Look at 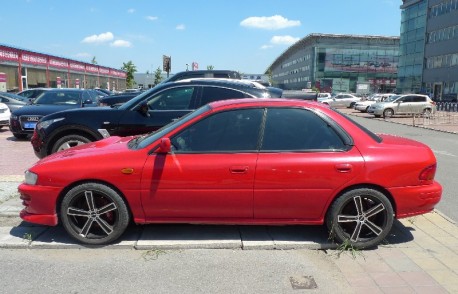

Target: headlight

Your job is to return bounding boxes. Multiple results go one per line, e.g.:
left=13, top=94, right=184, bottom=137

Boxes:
left=36, top=117, right=65, bottom=130
left=24, top=170, right=38, bottom=185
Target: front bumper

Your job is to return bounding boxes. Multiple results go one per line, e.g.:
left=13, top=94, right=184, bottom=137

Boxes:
left=18, top=183, right=62, bottom=226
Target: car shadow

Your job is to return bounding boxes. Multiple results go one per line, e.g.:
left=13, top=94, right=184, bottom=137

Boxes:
left=8, top=219, right=414, bottom=250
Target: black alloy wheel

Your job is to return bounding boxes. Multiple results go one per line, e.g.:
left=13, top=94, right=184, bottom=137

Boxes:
left=326, top=188, right=394, bottom=249
left=60, top=183, right=130, bottom=245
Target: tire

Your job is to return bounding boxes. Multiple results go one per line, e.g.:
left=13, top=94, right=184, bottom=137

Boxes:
left=365, top=106, right=370, bottom=113
left=60, top=183, right=130, bottom=245
left=349, top=102, right=356, bottom=108
left=52, top=134, right=92, bottom=154
left=423, top=108, right=432, bottom=116
left=13, top=133, right=28, bottom=139
left=383, top=108, right=394, bottom=118
left=326, top=188, right=394, bottom=249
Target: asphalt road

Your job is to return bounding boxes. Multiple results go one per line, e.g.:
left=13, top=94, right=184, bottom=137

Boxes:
left=346, top=112, right=458, bottom=223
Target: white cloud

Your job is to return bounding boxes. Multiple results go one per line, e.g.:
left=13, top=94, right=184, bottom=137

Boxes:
left=146, top=16, right=158, bottom=21
left=270, top=35, right=300, bottom=45
left=240, top=15, right=300, bottom=30
left=176, top=24, right=185, bottom=30
left=127, top=8, right=135, bottom=13
left=110, top=40, right=132, bottom=47
left=75, top=52, right=91, bottom=58
left=82, top=32, right=114, bottom=44
left=261, top=45, right=273, bottom=50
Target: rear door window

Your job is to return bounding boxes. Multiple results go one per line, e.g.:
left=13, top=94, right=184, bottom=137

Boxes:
left=200, top=86, right=247, bottom=105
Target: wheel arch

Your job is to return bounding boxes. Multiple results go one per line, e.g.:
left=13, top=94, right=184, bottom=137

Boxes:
left=324, top=183, right=397, bottom=220
left=47, top=125, right=102, bottom=155
left=55, top=179, right=134, bottom=224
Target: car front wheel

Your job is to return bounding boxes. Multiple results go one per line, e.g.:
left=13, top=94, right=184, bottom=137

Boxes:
left=60, top=183, right=130, bottom=245
left=326, top=188, right=394, bottom=249
left=52, top=134, right=92, bottom=154
left=383, top=108, right=394, bottom=118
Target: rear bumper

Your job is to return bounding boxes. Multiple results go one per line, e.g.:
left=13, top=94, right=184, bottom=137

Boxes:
left=390, top=181, right=442, bottom=219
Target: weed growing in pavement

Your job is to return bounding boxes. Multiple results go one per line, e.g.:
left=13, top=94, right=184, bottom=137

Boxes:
left=142, top=249, right=167, bottom=261
left=22, top=232, right=33, bottom=243
left=407, top=217, right=417, bottom=225
left=327, top=223, right=365, bottom=260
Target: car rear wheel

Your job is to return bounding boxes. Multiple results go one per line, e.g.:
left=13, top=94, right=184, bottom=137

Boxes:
left=60, top=183, right=130, bottom=245
left=52, top=134, right=92, bottom=154
left=383, top=108, right=394, bottom=118
left=326, top=188, right=394, bottom=249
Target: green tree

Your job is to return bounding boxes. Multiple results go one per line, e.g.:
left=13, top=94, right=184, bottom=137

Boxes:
left=91, top=56, right=97, bottom=65
left=207, top=65, right=214, bottom=70
left=121, top=61, right=137, bottom=89
left=154, top=66, right=163, bottom=86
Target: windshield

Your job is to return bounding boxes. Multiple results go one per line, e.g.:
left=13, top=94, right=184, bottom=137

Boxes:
left=130, top=104, right=211, bottom=149
left=118, top=85, right=164, bottom=110
left=33, top=91, right=82, bottom=105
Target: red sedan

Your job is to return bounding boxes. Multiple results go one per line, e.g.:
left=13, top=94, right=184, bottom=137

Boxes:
left=18, top=98, right=442, bottom=248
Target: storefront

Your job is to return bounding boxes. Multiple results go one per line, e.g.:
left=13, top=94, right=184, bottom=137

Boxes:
left=0, top=44, right=126, bottom=92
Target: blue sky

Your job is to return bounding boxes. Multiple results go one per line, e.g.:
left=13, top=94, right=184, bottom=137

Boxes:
left=1, top=0, right=402, bottom=74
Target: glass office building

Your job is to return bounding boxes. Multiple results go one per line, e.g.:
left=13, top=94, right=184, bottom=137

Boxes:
left=398, top=0, right=428, bottom=94
left=267, top=34, right=399, bottom=94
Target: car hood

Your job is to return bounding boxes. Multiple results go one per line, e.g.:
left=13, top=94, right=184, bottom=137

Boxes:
left=37, top=136, right=133, bottom=165
left=12, top=104, right=79, bottom=116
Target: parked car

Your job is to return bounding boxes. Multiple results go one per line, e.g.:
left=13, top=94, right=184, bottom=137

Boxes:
left=320, top=93, right=361, bottom=108
left=368, top=94, right=435, bottom=118
left=317, top=92, right=332, bottom=102
left=16, top=88, right=51, bottom=101
left=282, top=90, right=318, bottom=101
left=0, top=92, right=28, bottom=112
left=161, top=70, right=241, bottom=83
left=19, top=98, right=442, bottom=247
left=0, top=102, right=11, bottom=129
left=353, top=94, right=394, bottom=113
left=9, top=88, right=100, bottom=139
left=31, top=79, right=283, bottom=158
left=98, top=92, right=140, bottom=107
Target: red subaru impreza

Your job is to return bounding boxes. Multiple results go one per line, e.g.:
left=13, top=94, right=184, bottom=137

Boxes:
left=18, top=98, right=442, bottom=248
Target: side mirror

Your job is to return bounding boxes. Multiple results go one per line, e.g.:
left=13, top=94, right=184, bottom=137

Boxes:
left=138, top=102, right=150, bottom=117
left=156, top=138, right=171, bottom=154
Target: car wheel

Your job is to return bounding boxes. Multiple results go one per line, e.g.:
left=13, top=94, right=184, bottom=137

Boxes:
left=326, top=188, right=394, bottom=249
left=349, top=102, right=356, bottom=108
left=423, top=108, right=432, bottom=117
left=13, top=133, right=28, bottom=139
left=60, top=183, right=130, bottom=245
left=52, top=134, right=92, bottom=154
left=365, top=106, right=370, bottom=112
left=383, top=108, right=394, bottom=118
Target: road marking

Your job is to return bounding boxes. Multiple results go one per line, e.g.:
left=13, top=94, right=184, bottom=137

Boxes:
left=433, top=150, right=457, bottom=157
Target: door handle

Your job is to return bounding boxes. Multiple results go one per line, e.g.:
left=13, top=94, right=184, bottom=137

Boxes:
left=335, top=163, right=352, bottom=173
left=230, top=166, right=249, bottom=174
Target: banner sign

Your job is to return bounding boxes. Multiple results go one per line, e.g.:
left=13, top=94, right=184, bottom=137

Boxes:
left=21, top=53, right=47, bottom=66
left=0, top=47, right=19, bottom=62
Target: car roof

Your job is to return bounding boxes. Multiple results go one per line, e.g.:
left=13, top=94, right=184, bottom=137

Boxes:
left=208, top=98, right=327, bottom=111
left=169, top=78, right=267, bottom=89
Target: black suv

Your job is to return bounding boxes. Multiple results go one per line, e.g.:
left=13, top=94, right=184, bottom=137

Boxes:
left=31, top=79, right=282, bottom=158
left=161, top=70, right=241, bottom=83
left=10, top=88, right=100, bottom=139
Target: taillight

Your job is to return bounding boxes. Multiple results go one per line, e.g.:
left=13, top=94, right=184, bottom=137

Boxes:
left=419, top=164, right=436, bottom=181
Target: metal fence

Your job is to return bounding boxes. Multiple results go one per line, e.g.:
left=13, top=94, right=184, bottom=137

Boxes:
left=436, top=102, right=458, bottom=112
